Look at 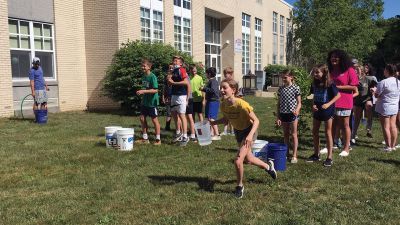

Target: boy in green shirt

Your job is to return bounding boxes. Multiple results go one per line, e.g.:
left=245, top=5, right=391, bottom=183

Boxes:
left=190, top=65, right=204, bottom=122
left=136, top=59, right=161, bottom=145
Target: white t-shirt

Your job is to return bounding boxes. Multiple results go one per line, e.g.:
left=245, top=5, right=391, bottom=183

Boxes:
left=375, top=77, right=400, bottom=116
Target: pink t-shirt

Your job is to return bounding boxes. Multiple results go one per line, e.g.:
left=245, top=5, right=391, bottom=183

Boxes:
left=330, top=67, right=359, bottom=109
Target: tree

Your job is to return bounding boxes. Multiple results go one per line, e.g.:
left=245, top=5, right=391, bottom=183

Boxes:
left=292, top=0, right=385, bottom=68
left=103, top=40, right=203, bottom=112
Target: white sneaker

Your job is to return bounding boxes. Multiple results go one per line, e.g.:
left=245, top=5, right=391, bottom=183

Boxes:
left=290, top=157, right=298, bottom=164
left=382, top=147, right=393, bottom=152
left=339, top=151, right=349, bottom=157
left=211, top=135, right=221, bottom=141
left=220, top=131, right=227, bottom=136
left=320, top=148, right=328, bottom=154
left=350, top=139, right=356, bottom=145
left=395, top=144, right=400, bottom=150
left=382, top=141, right=386, bottom=145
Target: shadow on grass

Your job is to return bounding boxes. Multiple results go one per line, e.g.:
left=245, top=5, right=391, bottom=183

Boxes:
left=369, top=158, right=400, bottom=167
left=214, top=147, right=238, bottom=153
left=8, top=117, right=35, bottom=123
left=148, top=175, right=235, bottom=193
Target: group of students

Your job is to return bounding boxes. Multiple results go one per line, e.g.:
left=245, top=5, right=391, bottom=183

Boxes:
left=276, top=49, right=400, bottom=169
left=136, top=51, right=400, bottom=198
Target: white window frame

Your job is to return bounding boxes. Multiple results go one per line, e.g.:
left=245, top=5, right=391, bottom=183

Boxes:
left=273, top=34, right=278, bottom=65
left=254, top=36, right=262, bottom=71
left=140, top=7, right=151, bottom=41
left=280, top=15, right=285, bottom=35
left=152, top=10, right=164, bottom=42
left=272, top=12, right=277, bottom=33
left=286, top=18, right=291, bottom=36
left=255, top=18, right=262, bottom=32
left=242, top=13, right=250, bottom=28
left=279, top=35, right=284, bottom=65
left=9, top=18, right=56, bottom=81
left=174, top=16, right=191, bottom=55
left=242, top=33, right=250, bottom=75
left=140, top=5, right=164, bottom=43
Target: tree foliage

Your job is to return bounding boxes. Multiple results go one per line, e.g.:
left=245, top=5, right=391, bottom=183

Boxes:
left=103, top=40, right=203, bottom=112
left=292, top=0, right=385, bottom=68
left=367, top=16, right=400, bottom=70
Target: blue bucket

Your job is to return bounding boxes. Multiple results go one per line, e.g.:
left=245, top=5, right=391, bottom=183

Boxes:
left=34, top=109, right=48, bottom=124
left=266, top=143, right=287, bottom=171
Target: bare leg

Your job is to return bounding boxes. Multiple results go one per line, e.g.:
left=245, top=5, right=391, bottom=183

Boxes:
left=380, top=116, right=391, bottom=148
left=365, top=101, right=373, bottom=132
left=389, top=114, right=397, bottom=148
left=187, top=114, right=195, bottom=137
left=140, top=115, right=148, bottom=136
left=341, top=116, right=351, bottom=152
left=325, top=118, right=333, bottom=159
left=282, top=123, right=291, bottom=157
left=151, top=116, right=161, bottom=137
left=312, top=118, right=322, bottom=155
left=352, top=106, right=363, bottom=139
left=291, top=120, right=299, bottom=159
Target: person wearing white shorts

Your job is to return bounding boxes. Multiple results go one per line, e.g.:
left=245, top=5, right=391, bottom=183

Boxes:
left=170, top=95, right=187, bottom=114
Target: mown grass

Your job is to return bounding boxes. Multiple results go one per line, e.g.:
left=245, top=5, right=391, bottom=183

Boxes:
left=0, top=96, right=399, bottom=225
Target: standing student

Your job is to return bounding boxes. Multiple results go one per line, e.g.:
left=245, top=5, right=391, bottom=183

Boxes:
left=190, top=65, right=204, bottom=122
left=352, top=64, right=377, bottom=143
left=307, top=64, right=340, bottom=167
left=363, top=63, right=378, bottom=138
left=211, top=79, right=277, bottom=198
left=202, top=67, right=221, bottom=140
left=371, top=64, right=399, bottom=152
left=221, top=67, right=235, bottom=135
left=162, top=65, right=174, bottom=131
left=276, top=70, right=302, bottom=164
left=168, top=56, right=190, bottom=146
left=185, top=64, right=196, bottom=142
left=136, top=59, right=161, bottom=145
left=327, top=49, right=359, bottom=157
left=29, top=57, right=49, bottom=111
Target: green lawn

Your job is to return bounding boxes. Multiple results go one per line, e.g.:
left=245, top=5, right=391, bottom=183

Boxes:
left=0, top=97, right=399, bottom=225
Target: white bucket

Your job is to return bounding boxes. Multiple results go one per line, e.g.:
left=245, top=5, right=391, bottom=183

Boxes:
left=105, top=126, right=122, bottom=148
left=194, top=121, right=212, bottom=146
left=117, top=128, right=135, bottom=151
left=252, top=140, right=268, bottom=157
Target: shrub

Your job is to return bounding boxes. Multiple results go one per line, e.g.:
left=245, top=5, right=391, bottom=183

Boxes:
left=103, top=40, right=204, bottom=113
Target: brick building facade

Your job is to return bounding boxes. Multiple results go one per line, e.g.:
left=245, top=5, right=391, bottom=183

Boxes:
left=0, top=0, right=292, bottom=117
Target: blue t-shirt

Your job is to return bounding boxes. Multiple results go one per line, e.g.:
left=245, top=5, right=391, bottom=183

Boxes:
left=310, top=83, right=338, bottom=120
left=171, top=67, right=188, bottom=96
left=28, top=66, right=45, bottom=90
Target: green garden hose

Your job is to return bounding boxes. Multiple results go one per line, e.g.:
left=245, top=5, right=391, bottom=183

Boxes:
left=20, top=94, right=33, bottom=119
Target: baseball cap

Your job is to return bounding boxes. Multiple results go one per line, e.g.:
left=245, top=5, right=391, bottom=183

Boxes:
left=32, top=57, right=40, bottom=64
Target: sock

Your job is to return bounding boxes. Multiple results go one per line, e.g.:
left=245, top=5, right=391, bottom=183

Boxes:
left=143, top=133, right=148, bottom=140
left=156, top=134, right=160, bottom=140
left=190, top=133, right=196, bottom=138
left=183, top=133, right=188, bottom=138
left=176, top=130, right=181, bottom=135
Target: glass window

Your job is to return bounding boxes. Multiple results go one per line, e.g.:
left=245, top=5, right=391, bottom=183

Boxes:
left=205, top=16, right=221, bottom=44
left=9, top=19, right=55, bottom=79
left=279, top=36, right=284, bottom=65
left=140, top=7, right=151, bottom=41
left=174, top=16, right=182, bottom=50
left=242, top=13, right=250, bottom=28
left=255, top=18, right=262, bottom=31
left=286, top=18, right=291, bottom=36
left=242, top=33, right=250, bottom=75
left=280, top=15, right=285, bottom=35
left=254, top=36, right=262, bottom=71
left=273, top=34, right=278, bottom=64
left=174, top=0, right=181, bottom=7
left=10, top=50, right=31, bottom=78
left=183, top=0, right=191, bottom=10
left=182, top=18, right=191, bottom=54
left=152, top=10, right=163, bottom=42
left=273, top=12, right=277, bottom=33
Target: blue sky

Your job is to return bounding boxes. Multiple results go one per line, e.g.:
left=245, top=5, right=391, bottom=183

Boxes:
left=284, top=0, right=399, bottom=19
